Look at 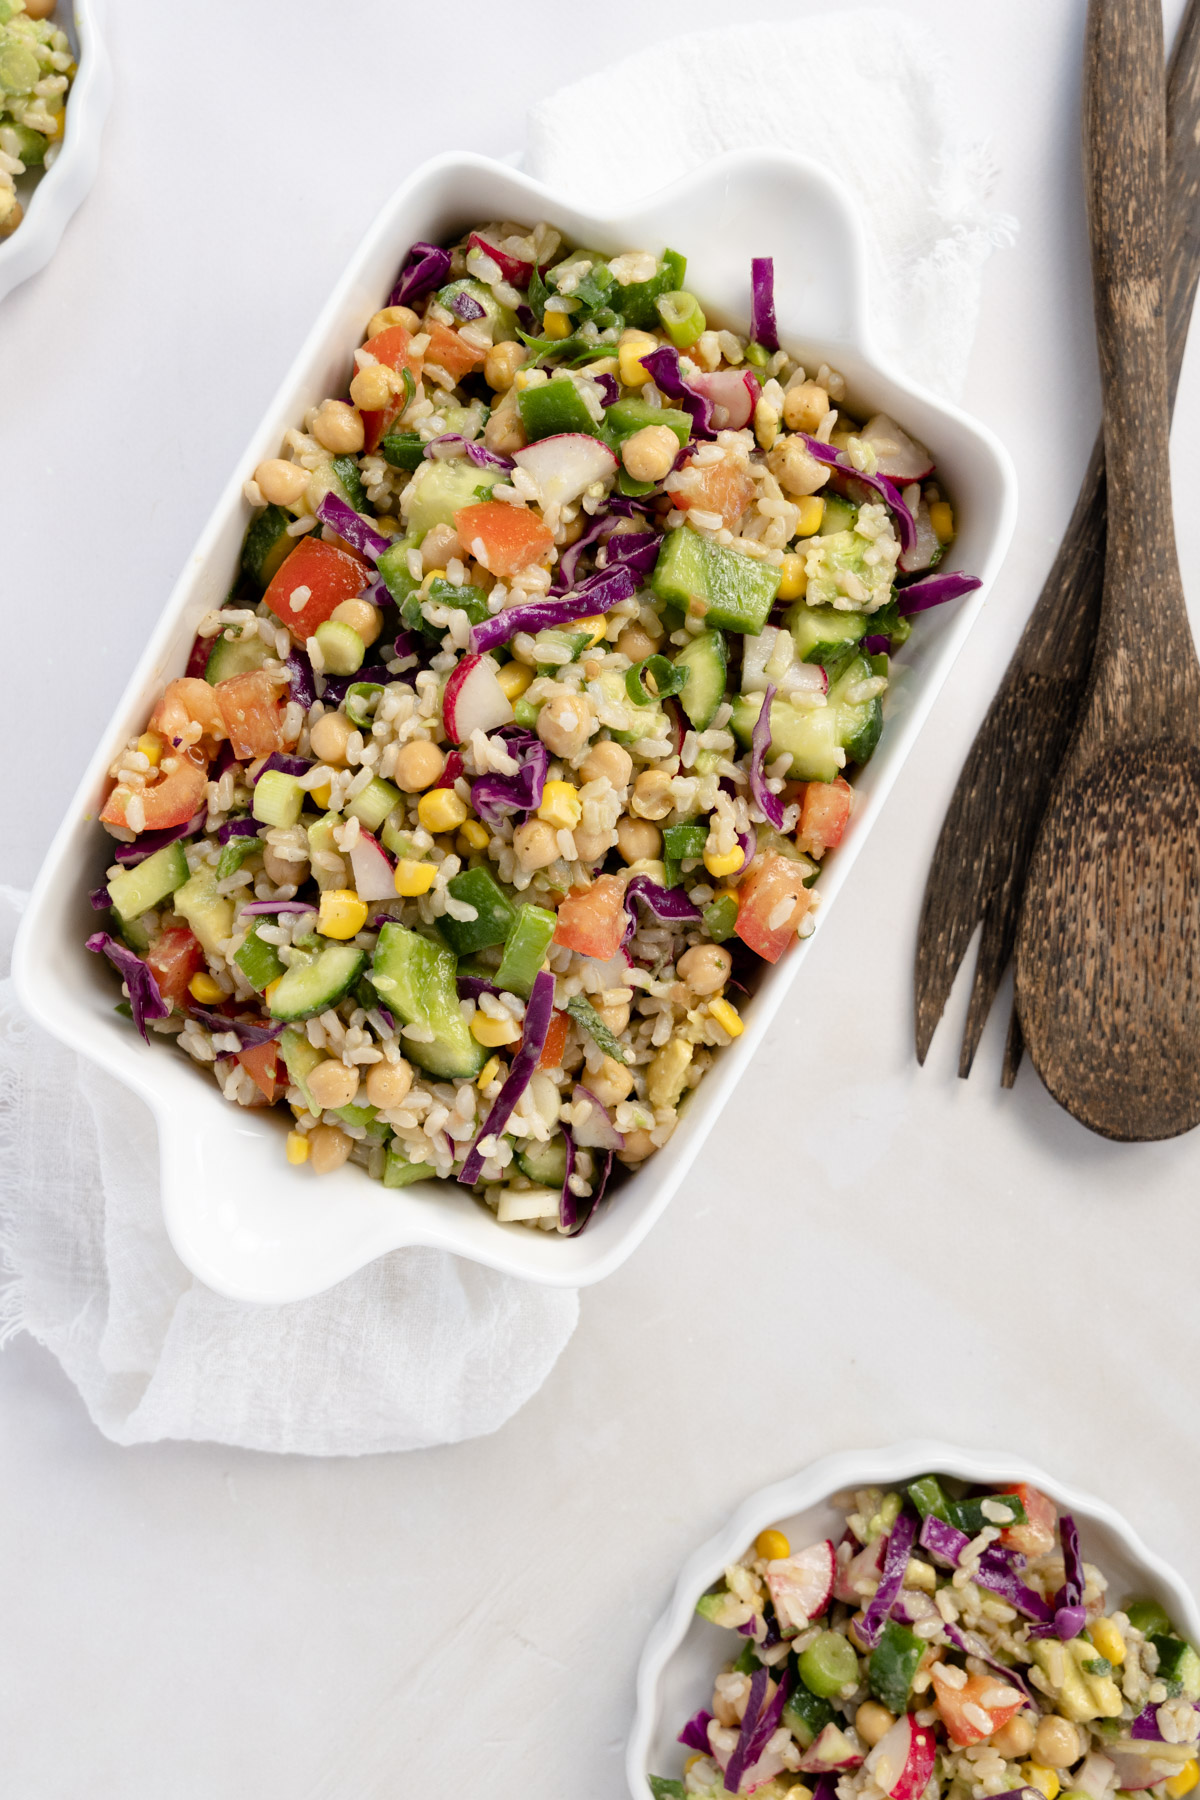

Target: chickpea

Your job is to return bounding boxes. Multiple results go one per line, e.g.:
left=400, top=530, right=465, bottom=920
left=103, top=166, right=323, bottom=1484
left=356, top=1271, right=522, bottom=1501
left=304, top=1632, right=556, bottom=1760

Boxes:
left=616, top=817, right=661, bottom=863
left=0, top=196, right=24, bottom=237
left=23, top=0, right=56, bottom=15
left=308, top=1123, right=353, bottom=1174
left=394, top=738, right=447, bottom=792
left=309, top=709, right=354, bottom=766
left=536, top=693, right=594, bottom=758
left=855, top=1703, right=895, bottom=1749
left=616, top=622, right=661, bottom=663
left=254, top=458, right=309, bottom=508
left=262, top=844, right=308, bottom=888
left=307, top=1058, right=361, bottom=1111
left=992, top=1716, right=1036, bottom=1760
left=330, top=597, right=382, bottom=647
left=1034, top=1717, right=1081, bottom=1769
left=311, top=399, right=365, bottom=455
left=783, top=380, right=830, bottom=434
left=365, top=1059, right=414, bottom=1110
left=349, top=363, right=395, bottom=412
left=677, top=943, right=732, bottom=996
left=621, top=424, right=680, bottom=484
left=579, top=739, right=633, bottom=791
left=586, top=1056, right=634, bottom=1109
left=572, top=827, right=614, bottom=863
left=631, top=769, right=673, bottom=821
left=420, top=522, right=463, bottom=573
left=767, top=434, right=829, bottom=498
left=617, top=1127, right=656, bottom=1164
left=514, top=819, right=559, bottom=870
left=484, top=341, right=528, bottom=391
left=366, top=304, right=419, bottom=338
left=591, top=993, right=631, bottom=1035
left=484, top=397, right=526, bottom=456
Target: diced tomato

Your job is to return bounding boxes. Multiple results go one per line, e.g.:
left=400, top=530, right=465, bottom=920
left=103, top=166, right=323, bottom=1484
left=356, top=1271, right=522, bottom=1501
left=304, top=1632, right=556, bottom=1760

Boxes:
left=146, top=927, right=205, bottom=1010
left=997, top=1483, right=1058, bottom=1559
left=262, top=535, right=369, bottom=642
left=552, top=875, right=628, bottom=962
left=734, top=851, right=814, bottom=964
left=454, top=501, right=554, bottom=578
left=930, top=1666, right=1024, bottom=1747
left=100, top=753, right=208, bottom=832
left=672, top=458, right=757, bottom=531
left=538, top=1009, right=569, bottom=1071
left=422, top=319, right=487, bottom=383
left=238, top=1038, right=281, bottom=1103
left=150, top=677, right=227, bottom=752
left=434, top=749, right=465, bottom=790
left=214, top=669, right=286, bottom=760
left=358, top=324, right=424, bottom=453
left=797, top=776, right=853, bottom=859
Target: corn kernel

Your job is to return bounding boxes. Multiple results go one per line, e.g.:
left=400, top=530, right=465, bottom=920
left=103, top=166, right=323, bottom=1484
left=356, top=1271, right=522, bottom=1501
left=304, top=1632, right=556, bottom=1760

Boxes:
left=496, top=660, right=533, bottom=702
left=477, top=1054, right=501, bottom=1090
left=286, top=1130, right=310, bottom=1166
left=708, top=996, right=744, bottom=1038
left=574, top=615, right=607, bottom=649
left=1022, top=1765, right=1059, bottom=1800
left=929, top=500, right=955, bottom=544
left=618, top=328, right=658, bottom=386
left=756, top=1529, right=791, bottom=1561
left=319, top=888, right=369, bottom=939
left=538, top=779, right=582, bottom=831
left=684, top=1756, right=705, bottom=1776
left=776, top=552, right=808, bottom=600
left=311, top=783, right=332, bottom=809
left=796, top=495, right=826, bottom=536
left=471, top=1011, right=522, bottom=1047
left=458, top=818, right=490, bottom=852
left=1089, top=1619, right=1126, bottom=1665
left=704, top=844, right=746, bottom=878
left=417, top=789, right=468, bottom=834
left=542, top=309, right=573, bottom=340
left=374, top=514, right=400, bottom=535
left=137, top=732, right=163, bottom=766
left=394, top=858, right=436, bottom=897
left=188, top=971, right=224, bottom=1004
left=264, top=977, right=283, bottom=1007
left=1167, top=1762, right=1199, bottom=1798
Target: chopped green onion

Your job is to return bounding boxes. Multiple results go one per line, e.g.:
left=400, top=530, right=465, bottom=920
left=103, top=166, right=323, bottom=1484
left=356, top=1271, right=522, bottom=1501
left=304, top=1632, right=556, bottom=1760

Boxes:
left=345, top=682, right=384, bottom=730
left=744, top=341, right=772, bottom=370
left=656, top=289, right=706, bottom=350
left=625, top=655, right=686, bottom=706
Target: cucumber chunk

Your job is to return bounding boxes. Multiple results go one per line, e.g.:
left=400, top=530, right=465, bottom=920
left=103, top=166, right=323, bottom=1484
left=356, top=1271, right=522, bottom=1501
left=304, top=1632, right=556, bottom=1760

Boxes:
left=405, top=458, right=499, bottom=540
left=827, top=654, right=884, bottom=767
left=346, top=776, right=402, bottom=833
left=495, top=904, right=556, bottom=998
left=234, top=923, right=285, bottom=992
left=787, top=602, right=869, bottom=667
left=868, top=1620, right=925, bottom=1713
left=106, top=841, right=190, bottom=924
left=204, top=626, right=273, bottom=684
left=279, top=1025, right=324, bottom=1111
left=672, top=628, right=727, bottom=729
left=516, top=1135, right=568, bottom=1186
left=730, top=691, right=843, bottom=783
left=382, top=1143, right=439, bottom=1188
left=241, top=505, right=294, bottom=591
left=436, top=277, right=519, bottom=343
left=370, top=922, right=486, bottom=1080
left=173, top=865, right=235, bottom=957
left=652, top=527, right=780, bottom=636
left=267, top=943, right=366, bottom=1023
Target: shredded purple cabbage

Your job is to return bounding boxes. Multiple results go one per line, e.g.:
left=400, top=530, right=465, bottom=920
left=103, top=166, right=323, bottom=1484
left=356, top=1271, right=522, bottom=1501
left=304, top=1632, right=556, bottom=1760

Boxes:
left=112, top=811, right=206, bottom=866
left=735, top=826, right=755, bottom=874
left=640, top=345, right=715, bottom=438
left=86, top=933, right=170, bottom=1042
left=750, top=257, right=779, bottom=352
left=726, top=1666, right=791, bottom=1794
left=798, top=435, right=917, bottom=553
left=603, top=530, right=661, bottom=581
left=188, top=1007, right=284, bottom=1049
left=594, top=372, right=619, bottom=407
left=315, top=491, right=390, bottom=563
left=856, top=1509, right=918, bottom=1649
left=941, top=1622, right=1036, bottom=1701
left=457, top=974, right=501, bottom=1001
left=861, top=634, right=890, bottom=655
left=557, top=1123, right=579, bottom=1233
left=388, top=240, right=452, bottom=309
left=465, top=439, right=513, bottom=471
left=470, top=564, right=637, bottom=654
left=919, top=1516, right=1053, bottom=1622
left=89, top=884, right=111, bottom=911
left=286, top=647, right=317, bottom=710
left=1030, top=1514, right=1086, bottom=1640
left=458, top=969, right=555, bottom=1185
left=252, top=752, right=310, bottom=783
left=321, top=663, right=391, bottom=704
left=749, top=682, right=785, bottom=830
left=622, top=876, right=700, bottom=945
left=554, top=511, right=614, bottom=592
left=470, top=733, right=549, bottom=825
left=678, top=1710, right=716, bottom=1754
left=446, top=287, right=485, bottom=322
left=894, top=570, right=983, bottom=617
left=217, top=817, right=259, bottom=843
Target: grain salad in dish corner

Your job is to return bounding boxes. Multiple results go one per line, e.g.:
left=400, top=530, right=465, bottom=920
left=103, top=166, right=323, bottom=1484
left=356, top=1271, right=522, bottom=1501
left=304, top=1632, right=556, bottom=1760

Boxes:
left=651, top=1476, right=1200, bottom=1800
left=0, top=0, right=74, bottom=239
left=86, top=219, right=981, bottom=1233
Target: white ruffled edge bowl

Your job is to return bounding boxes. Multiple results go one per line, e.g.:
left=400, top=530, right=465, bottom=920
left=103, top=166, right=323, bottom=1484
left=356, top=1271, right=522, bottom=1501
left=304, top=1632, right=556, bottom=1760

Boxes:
left=0, top=0, right=111, bottom=304
left=14, top=150, right=1015, bottom=1303
left=628, top=1441, right=1200, bottom=1799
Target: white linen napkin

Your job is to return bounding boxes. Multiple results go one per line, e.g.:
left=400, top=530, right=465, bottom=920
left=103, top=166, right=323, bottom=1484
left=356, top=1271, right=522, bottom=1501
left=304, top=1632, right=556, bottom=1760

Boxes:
left=0, top=10, right=1011, bottom=1453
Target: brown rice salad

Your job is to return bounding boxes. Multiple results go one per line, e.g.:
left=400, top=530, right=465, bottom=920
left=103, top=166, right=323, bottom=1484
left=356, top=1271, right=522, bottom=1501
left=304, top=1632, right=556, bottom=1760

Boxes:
left=0, top=0, right=75, bottom=239
left=651, top=1478, right=1200, bottom=1800
left=87, top=220, right=980, bottom=1233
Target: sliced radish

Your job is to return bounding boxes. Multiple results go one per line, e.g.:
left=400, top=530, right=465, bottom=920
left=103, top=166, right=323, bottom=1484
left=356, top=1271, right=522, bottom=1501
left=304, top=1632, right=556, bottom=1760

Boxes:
left=468, top=229, right=532, bottom=287
left=797, top=1723, right=863, bottom=1775
left=1106, top=1750, right=1177, bottom=1793
left=572, top=1086, right=625, bottom=1151
left=513, top=433, right=618, bottom=511
left=690, top=368, right=760, bottom=431
left=442, top=654, right=514, bottom=743
left=834, top=1534, right=886, bottom=1604
left=899, top=499, right=939, bottom=574
left=860, top=413, right=935, bottom=482
left=765, top=1538, right=835, bottom=1635
left=865, top=1714, right=937, bottom=1800
left=348, top=831, right=396, bottom=902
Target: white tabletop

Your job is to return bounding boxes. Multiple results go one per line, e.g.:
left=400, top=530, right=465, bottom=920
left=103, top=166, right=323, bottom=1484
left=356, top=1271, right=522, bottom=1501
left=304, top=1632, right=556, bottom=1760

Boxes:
left=3, top=1, right=1199, bottom=1793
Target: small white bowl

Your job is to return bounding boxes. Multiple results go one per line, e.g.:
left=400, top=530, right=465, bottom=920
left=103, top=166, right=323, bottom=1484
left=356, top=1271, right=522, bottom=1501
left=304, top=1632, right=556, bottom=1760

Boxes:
left=13, top=150, right=1016, bottom=1303
left=0, top=0, right=112, bottom=305
left=627, top=1440, right=1200, bottom=1800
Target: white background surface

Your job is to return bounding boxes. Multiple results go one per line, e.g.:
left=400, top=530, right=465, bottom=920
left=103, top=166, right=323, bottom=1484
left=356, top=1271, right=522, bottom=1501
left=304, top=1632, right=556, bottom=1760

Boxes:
left=2, top=2, right=1198, bottom=1794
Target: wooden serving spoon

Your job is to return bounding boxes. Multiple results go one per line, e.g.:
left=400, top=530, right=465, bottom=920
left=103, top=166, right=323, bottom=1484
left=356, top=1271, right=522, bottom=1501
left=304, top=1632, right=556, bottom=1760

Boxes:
left=1014, top=0, right=1200, bottom=1142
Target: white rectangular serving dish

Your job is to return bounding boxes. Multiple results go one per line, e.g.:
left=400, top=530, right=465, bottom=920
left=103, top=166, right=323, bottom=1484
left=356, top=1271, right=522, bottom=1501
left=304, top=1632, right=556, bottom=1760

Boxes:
left=13, top=149, right=1016, bottom=1303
